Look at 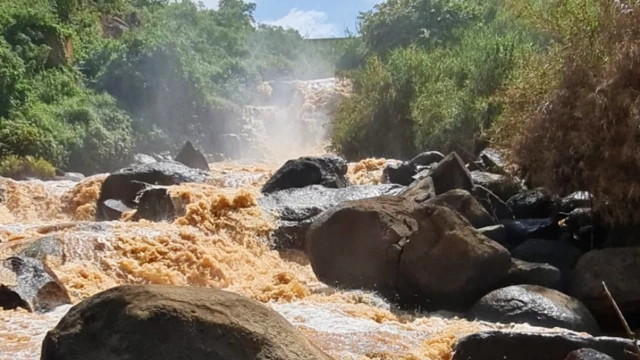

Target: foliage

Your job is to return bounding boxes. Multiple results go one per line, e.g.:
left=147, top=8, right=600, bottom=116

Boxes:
left=0, top=155, right=56, bottom=180
left=331, top=0, right=531, bottom=161
left=0, top=0, right=354, bottom=174
left=498, top=0, right=640, bottom=225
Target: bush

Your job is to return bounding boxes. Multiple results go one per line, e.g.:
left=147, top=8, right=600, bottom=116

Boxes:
left=499, top=0, right=640, bottom=225
left=0, top=155, right=56, bottom=180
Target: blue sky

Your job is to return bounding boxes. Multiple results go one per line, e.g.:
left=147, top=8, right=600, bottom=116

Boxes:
left=196, top=0, right=382, bottom=38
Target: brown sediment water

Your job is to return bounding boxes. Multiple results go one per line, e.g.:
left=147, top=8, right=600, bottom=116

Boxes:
left=0, top=161, right=584, bottom=360
left=0, top=80, right=584, bottom=360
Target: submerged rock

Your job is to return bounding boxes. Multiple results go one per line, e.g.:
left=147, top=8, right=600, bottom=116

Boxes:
left=451, top=331, right=636, bottom=360
left=40, top=285, right=332, bottom=360
left=0, top=256, right=71, bottom=313
left=96, top=161, right=209, bottom=221
left=306, top=197, right=511, bottom=310
left=174, top=141, right=210, bottom=171
left=261, top=155, right=349, bottom=194
left=468, top=285, right=600, bottom=334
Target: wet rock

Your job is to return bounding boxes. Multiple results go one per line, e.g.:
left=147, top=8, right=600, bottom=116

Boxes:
left=471, top=185, right=514, bottom=221
left=382, top=161, right=417, bottom=186
left=502, top=259, right=561, bottom=290
left=507, top=188, right=556, bottom=219
left=468, top=285, right=600, bottom=334
left=0, top=256, right=71, bottom=312
left=306, top=198, right=511, bottom=311
left=132, top=186, right=176, bottom=222
left=565, top=349, right=615, bottom=360
left=410, top=151, right=445, bottom=167
left=174, top=141, right=210, bottom=171
left=561, top=208, right=593, bottom=233
left=559, top=191, right=592, bottom=214
left=17, top=236, right=62, bottom=260
left=470, top=171, right=525, bottom=201
left=428, top=152, right=473, bottom=195
left=500, top=218, right=561, bottom=247
left=398, top=176, right=436, bottom=203
left=511, top=239, right=583, bottom=274
left=152, top=152, right=172, bottom=162
left=451, top=331, right=636, bottom=360
left=96, top=161, right=209, bottom=221
left=260, top=184, right=403, bottom=250
left=478, top=225, right=506, bottom=244
left=217, top=134, right=242, bottom=159
left=131, top=153, right=157, bottom=166
left=429, top=189, right=496, bottom=228
left=41, top=284, right=332, bottom=360
left=261, top=155, right=349, bottom=194
left=569, top=247, right=640, bottom=332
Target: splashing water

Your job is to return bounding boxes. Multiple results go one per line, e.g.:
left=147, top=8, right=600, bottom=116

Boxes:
left=0, top=80, right=581, bottom=360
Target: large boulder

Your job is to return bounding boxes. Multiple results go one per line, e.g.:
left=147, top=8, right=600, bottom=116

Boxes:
left=468, top=285, right=600, bottom=334
left=451, top=331, right=636, bottom=360
left=259, top=184, right=403, bottom=250
left=569, top=247, right=640, bottom=332
left=41, top=285, right=331, bottom=360
left=96, top=161, right=210, bottom=221
left=261, top=155, right=349, bottom=194
left=507, top=188, right=556, bottom=219
left=428, top=152, right=474, bottom=195
left=0, top=256, right=71, bottom=313
left=470, top=171, right=525, bottom=202
left=306, top=197, right=511, bottom=310
left=429, top=189, right=496, bottom=229
left=174, top=141, right=210, bottom=171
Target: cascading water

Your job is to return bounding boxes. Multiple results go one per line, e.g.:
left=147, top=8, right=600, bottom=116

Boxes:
left=0, top=78, right=571, bottom=360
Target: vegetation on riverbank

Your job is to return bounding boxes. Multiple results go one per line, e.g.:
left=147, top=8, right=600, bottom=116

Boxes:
left=331, top=0, right=640, bottom=225
left=0, top=0, right=353, bottom=174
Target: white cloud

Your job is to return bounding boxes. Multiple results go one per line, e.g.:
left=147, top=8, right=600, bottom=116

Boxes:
left=262, top=8, right=340, bottom=39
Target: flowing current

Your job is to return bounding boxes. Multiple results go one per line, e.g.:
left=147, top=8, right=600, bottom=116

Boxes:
left=0, top=79, right=570, bottom=360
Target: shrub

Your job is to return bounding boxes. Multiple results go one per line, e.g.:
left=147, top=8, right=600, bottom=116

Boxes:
left=501, top=0, right=640, bottom=225
left=0, top=155, right=56, bottom=180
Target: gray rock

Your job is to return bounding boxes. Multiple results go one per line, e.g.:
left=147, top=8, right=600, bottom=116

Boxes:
left=511, top=239, right=583, bottom=273
left=410, top=151, right=445, bottom=167
left=468, top=285, right=600, bottom=334
left=471, top=171, right=525, bottom=201
left=174, top=141, right=210, bottom=171
left=428, top=152, right=473, bottom=195
left=500, top=218, right=561, bottom=247
left=559, top=192, right=592, bottom=214
left=429, top=189, right=496, bottom=228
left=383, top=161, right=417, bottom=186
left=472, top=185, right=514, bottom=221
left=507, top=188, right=556, bottom=219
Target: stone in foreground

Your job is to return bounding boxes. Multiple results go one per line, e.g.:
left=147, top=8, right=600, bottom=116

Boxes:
left=41, top=285, right=332, bottom=360
left=452, top=331, right=636, bottom=360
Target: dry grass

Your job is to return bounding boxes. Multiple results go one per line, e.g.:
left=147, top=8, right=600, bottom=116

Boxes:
left=498, top=0, right=640, bottom=225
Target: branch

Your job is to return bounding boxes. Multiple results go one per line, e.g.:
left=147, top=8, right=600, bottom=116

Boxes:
left=602, top=281, right=640, bottom=358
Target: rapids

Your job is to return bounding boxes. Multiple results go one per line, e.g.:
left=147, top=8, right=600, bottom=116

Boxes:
left=0, top=79, right=582, bottom=360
